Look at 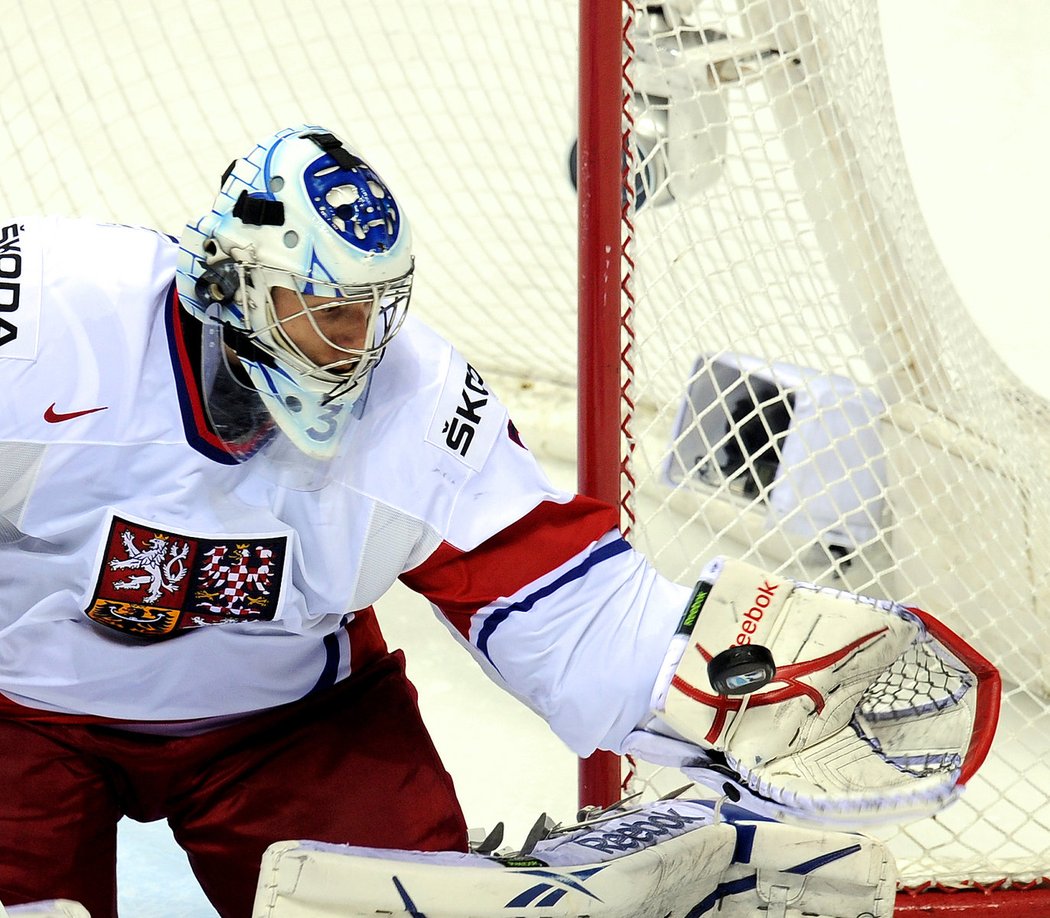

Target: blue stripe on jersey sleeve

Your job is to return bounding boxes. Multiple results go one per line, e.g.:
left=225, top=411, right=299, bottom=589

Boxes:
left=307, top=630, right=342, bottom=696
left=475, top=537, right=632, bottom=664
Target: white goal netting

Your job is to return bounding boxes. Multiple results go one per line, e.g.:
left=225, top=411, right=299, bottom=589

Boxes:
left=608, top=0, right=1050, bottom=903
left=2, top=0, right=1048, bottom=905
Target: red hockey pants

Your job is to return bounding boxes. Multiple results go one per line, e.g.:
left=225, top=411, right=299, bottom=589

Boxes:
left=0, top=649, right=467, bottom=918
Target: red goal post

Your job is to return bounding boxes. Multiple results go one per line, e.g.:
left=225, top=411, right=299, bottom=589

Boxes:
left=576, top=0, right=635, bottom=808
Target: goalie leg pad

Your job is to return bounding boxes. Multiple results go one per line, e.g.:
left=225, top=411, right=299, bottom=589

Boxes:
left=251, top=799, right=897, bottom=918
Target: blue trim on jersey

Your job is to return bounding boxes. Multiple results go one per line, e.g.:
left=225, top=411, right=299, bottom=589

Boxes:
left=475, top=538, right=632, bottom=664
left=308, top=631, right=342, bottom=695
left=162, top=281, right=240, bottom=465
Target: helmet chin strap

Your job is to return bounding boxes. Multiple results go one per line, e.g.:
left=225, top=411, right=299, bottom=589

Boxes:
left=219, top=321, right=279, bottom=370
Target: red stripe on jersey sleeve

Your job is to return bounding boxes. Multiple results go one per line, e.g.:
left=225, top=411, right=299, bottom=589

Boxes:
left=400, top=495, right=621, bottom=640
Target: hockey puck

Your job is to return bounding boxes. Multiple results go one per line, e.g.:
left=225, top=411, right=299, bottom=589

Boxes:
left=707, top=645, right=776, bottom=696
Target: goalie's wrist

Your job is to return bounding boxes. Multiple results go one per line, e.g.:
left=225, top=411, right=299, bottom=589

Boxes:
left=649, top=557, right=722, bottom=714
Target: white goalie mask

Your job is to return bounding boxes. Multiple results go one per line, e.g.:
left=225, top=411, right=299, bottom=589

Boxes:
left=175, top=125, right=413, bottom=462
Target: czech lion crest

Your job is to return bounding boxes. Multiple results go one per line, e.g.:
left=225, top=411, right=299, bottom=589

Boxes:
left=86, top=515, right=288, bottom=638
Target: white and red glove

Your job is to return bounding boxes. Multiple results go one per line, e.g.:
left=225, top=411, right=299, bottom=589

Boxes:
left=627, top=557, right=1000, bottom=828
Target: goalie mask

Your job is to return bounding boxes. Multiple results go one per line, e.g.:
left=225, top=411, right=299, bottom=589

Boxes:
left=175, top=125, right=414, bottom=463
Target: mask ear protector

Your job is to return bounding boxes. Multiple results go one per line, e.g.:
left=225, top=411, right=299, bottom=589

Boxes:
left=194, top=240, right=241, bottom=306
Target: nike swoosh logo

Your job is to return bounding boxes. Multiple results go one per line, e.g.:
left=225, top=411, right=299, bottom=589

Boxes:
left=44, top=403, right=109, bottom=423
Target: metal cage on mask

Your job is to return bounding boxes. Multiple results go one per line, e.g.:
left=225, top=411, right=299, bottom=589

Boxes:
left=199, top=247, right=414, bottom=406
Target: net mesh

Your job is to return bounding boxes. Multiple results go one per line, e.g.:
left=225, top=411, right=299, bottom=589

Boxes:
left=618, top=0, right=1050, bottom=894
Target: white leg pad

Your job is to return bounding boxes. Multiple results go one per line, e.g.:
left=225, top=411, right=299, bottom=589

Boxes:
left=251, top=799, right=896, bottom=918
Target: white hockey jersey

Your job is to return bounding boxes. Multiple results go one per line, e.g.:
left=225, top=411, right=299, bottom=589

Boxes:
left=0, top=217, right=690, bottom=755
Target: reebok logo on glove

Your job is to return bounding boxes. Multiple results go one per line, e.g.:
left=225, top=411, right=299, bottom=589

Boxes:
left=736, top=580, right=780, bottom=645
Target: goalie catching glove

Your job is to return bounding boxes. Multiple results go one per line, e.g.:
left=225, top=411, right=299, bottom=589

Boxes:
left=626, top=557, right=1000, bottom=828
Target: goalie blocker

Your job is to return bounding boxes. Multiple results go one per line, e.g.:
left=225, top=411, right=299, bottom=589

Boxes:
left=252, top=798, right=898, bottom=918
left=628, top=557, right=1000, bottom=827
